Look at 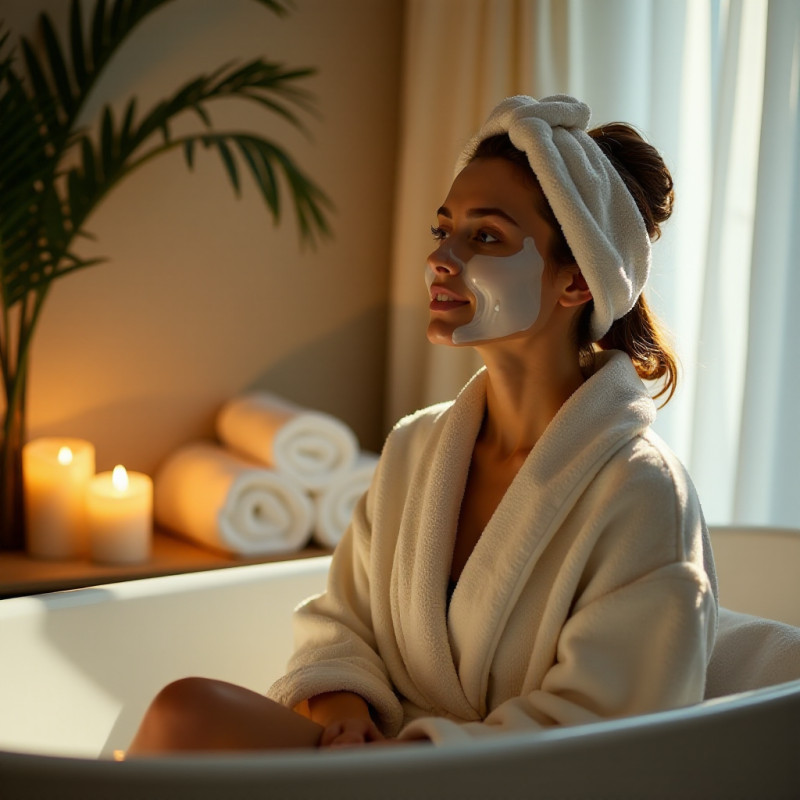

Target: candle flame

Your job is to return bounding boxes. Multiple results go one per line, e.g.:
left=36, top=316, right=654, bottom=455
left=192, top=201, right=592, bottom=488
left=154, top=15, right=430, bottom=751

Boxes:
left=112, top=464, right=129, bottom=492
left=57, top=446, right=73, bottom=465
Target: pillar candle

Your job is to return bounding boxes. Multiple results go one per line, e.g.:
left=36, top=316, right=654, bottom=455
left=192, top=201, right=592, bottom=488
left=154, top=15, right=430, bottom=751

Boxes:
left=22, top=437, right=96, bottom=559
left=87, top=465, right=153, bottom=564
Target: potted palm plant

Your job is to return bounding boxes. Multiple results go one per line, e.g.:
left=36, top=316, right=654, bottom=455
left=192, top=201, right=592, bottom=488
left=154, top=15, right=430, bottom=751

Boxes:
left=0, top=0, right=331, bottom=550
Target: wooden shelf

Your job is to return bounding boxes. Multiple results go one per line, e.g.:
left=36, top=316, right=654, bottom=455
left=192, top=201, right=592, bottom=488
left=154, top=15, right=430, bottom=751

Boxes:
left=0, top=529, right=330, bottom=598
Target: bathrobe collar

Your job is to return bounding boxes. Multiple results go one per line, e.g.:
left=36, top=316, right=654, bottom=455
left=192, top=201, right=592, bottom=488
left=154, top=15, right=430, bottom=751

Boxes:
left=391, top=350, right=656, bottom=720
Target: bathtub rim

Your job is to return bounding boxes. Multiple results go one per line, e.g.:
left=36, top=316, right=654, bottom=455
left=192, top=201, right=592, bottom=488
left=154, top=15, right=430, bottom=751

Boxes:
left=1, top=674, right=798, bottom=766
left=1, top=677, right=798, bottom=799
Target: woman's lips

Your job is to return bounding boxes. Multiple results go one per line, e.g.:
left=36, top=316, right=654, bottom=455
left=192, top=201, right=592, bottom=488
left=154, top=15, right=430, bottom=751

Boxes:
left=429, top=286, right=469, bottom=312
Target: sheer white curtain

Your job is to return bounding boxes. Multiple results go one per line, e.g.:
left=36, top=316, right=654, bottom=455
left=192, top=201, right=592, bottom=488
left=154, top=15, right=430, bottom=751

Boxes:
left=386, top=0, right=799, bottom=526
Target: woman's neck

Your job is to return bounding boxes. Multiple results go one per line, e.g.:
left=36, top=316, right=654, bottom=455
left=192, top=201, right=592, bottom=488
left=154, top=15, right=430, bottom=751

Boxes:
left=475, top=337, right=586, bottom=459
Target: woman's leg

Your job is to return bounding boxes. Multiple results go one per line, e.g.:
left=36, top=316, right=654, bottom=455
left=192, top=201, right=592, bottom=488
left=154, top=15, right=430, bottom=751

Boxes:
left=127, top=677, right=323, bottom=755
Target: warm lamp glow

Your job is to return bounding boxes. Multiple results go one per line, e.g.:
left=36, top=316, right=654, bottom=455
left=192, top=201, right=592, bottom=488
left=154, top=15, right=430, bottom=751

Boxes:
left=57, top=446, right=73, bottom=466
left=112, top=465, right=129, bottom=492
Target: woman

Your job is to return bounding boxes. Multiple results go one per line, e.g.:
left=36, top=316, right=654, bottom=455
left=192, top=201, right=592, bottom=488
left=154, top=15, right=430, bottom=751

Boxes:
left=128, top=95, right=717, bottom=754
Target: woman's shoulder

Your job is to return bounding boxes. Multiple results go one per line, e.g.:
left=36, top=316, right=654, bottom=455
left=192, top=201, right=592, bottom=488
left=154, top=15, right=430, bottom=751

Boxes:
left=627, top=428, right=694, bottom=492
left=392, top=399, right=453, bottom=434
left=382, top=399, right=455, bottom=462
left=591, top=428, right=707, bottom=565
left=387, top=369, right=487, bottom=445
left=598, top=428, right=698, bottom=512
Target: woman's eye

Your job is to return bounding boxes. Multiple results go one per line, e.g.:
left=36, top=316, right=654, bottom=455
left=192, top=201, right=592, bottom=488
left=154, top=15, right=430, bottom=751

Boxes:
left=430, top=226, right=500, bottom=243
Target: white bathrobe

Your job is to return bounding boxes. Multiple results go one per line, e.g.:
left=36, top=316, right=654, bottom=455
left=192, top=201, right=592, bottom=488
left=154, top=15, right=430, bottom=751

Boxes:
left=268, top=351, right=718, bottom=743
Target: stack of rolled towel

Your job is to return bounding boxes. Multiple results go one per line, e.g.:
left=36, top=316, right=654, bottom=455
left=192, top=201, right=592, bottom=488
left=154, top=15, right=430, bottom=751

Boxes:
left=154, top=392, right=378, bottom=557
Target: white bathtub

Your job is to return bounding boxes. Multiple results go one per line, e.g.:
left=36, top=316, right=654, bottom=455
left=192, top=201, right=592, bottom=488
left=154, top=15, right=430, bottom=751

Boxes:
left=1, top=527, right=799, bottom=799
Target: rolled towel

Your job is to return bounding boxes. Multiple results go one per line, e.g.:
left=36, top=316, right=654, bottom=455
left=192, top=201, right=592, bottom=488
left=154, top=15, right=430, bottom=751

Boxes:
left=312, top=453, right=379, bottom=548
left=154, top=442, right=313, bottom=556
left=216, top=392, right=359, bottom=491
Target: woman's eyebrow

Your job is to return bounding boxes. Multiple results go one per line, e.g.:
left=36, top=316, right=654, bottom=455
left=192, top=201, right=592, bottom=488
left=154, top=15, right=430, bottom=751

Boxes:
left=436, top=205, right=520, bottom=227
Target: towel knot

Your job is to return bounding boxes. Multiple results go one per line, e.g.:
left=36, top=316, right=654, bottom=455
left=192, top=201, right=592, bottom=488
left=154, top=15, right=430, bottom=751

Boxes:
left=494, top=94, right=591, bottom=132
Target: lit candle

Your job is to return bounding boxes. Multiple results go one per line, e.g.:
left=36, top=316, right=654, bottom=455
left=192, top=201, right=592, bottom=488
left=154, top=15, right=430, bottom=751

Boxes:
left=22, top=437, right=96, bottom=559
left=87, top=465, right=153, bottom=564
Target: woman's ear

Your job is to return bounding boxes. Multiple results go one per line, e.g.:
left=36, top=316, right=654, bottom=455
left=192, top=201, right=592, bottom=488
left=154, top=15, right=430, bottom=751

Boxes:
left=559, top=267, right=592, bottom=308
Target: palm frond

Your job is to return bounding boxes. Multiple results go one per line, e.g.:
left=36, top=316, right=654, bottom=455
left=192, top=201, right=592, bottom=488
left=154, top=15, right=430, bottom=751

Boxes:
left=213, top=134, right=332, bottom=245
left=105, top=58, right=333, bottom=242
left=22, top=0, right=176, bottom=144
left=214, top=139, right=240, bottom=195
left=123, top=58, right=319, bottom=152
left=235, top=137, right=279, bottom=217
left=195, top=133, right=332, bottom=245
left=40, top=13, right=75, bottom=117
left=0, top=34, right=58, bottom=296
left=89, top=0, right=108, bottom=71
left=101, top=106, right=115, bottom=179
left=262, top=141, right=332, bottom=244
left=2, top=0, right=330, bottom=309
left=20, top=38, right=62, bottom=135
left=183, top=138, right=196, bottom=169
left=251, top=0, right=295, bottom=16
left=69, top=0, right=88, bottom=89
left=119, top=97, right=137, bottom=150
left=86, top=0, right=170, bottom=92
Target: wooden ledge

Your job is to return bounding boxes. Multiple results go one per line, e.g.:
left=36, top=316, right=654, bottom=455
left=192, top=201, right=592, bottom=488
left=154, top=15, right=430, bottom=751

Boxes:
left=0, top=530, right=330, bottom=598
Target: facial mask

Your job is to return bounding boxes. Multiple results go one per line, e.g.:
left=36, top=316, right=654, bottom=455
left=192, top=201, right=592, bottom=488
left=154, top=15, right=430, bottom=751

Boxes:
left=426, top=237, right=545, bottom=344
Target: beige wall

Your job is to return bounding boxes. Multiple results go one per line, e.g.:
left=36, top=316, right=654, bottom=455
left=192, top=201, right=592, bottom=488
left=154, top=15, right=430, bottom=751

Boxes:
left=5, top=0, right=403, bottom=474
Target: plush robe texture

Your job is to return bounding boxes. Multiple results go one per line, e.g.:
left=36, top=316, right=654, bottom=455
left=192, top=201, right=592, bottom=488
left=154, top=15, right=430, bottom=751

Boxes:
left=268, top=351, right=718, bottom=743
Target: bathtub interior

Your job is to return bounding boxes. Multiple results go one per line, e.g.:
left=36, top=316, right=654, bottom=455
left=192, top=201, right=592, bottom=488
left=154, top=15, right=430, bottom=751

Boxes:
left=0, top=526, right=798, bottom=764
left=0, top=556, right=330, bottom=758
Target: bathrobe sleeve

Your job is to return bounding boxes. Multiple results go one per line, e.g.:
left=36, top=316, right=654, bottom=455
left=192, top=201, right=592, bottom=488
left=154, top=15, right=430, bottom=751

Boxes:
left=266, top=470, right=406, bottom=733
left=399, top=436, right=718, bottom=743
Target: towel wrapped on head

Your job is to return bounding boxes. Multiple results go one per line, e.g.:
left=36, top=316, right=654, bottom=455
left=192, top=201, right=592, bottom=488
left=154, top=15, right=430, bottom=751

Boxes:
left=154, top=442, right=313, bottom=556
left=456, top=94, right=652, bottom=341
left=216, top=392, right=359, bottom=491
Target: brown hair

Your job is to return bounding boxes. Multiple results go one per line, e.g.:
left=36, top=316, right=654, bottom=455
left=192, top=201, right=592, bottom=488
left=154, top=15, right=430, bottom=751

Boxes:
left=471, top=126, right=679, bottom=406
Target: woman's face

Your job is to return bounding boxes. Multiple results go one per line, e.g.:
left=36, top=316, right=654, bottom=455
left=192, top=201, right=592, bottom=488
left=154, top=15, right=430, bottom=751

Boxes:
left=426, top=156, right=563, bottom=347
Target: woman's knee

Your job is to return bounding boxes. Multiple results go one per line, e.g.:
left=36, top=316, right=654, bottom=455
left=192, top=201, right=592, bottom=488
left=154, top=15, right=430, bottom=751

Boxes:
left=130, top=677, right=325, bottom=754
left=130, top=677, right=224, bottom=753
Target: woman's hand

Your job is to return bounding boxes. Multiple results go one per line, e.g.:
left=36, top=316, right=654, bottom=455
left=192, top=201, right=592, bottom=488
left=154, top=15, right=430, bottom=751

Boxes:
left=307, top=691, right=418, bottom=749
left=319, top=717, right=386, bottom=748
left=307, top=691, right=380, bottom=748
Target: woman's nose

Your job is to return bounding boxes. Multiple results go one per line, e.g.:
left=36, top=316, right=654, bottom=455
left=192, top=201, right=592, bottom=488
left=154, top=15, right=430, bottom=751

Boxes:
left=427, top=245, right=465, bottom=276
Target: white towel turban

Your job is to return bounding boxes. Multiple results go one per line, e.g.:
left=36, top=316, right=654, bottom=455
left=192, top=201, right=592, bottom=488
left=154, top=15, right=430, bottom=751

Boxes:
left=455, top=95, right=652, bottom=341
